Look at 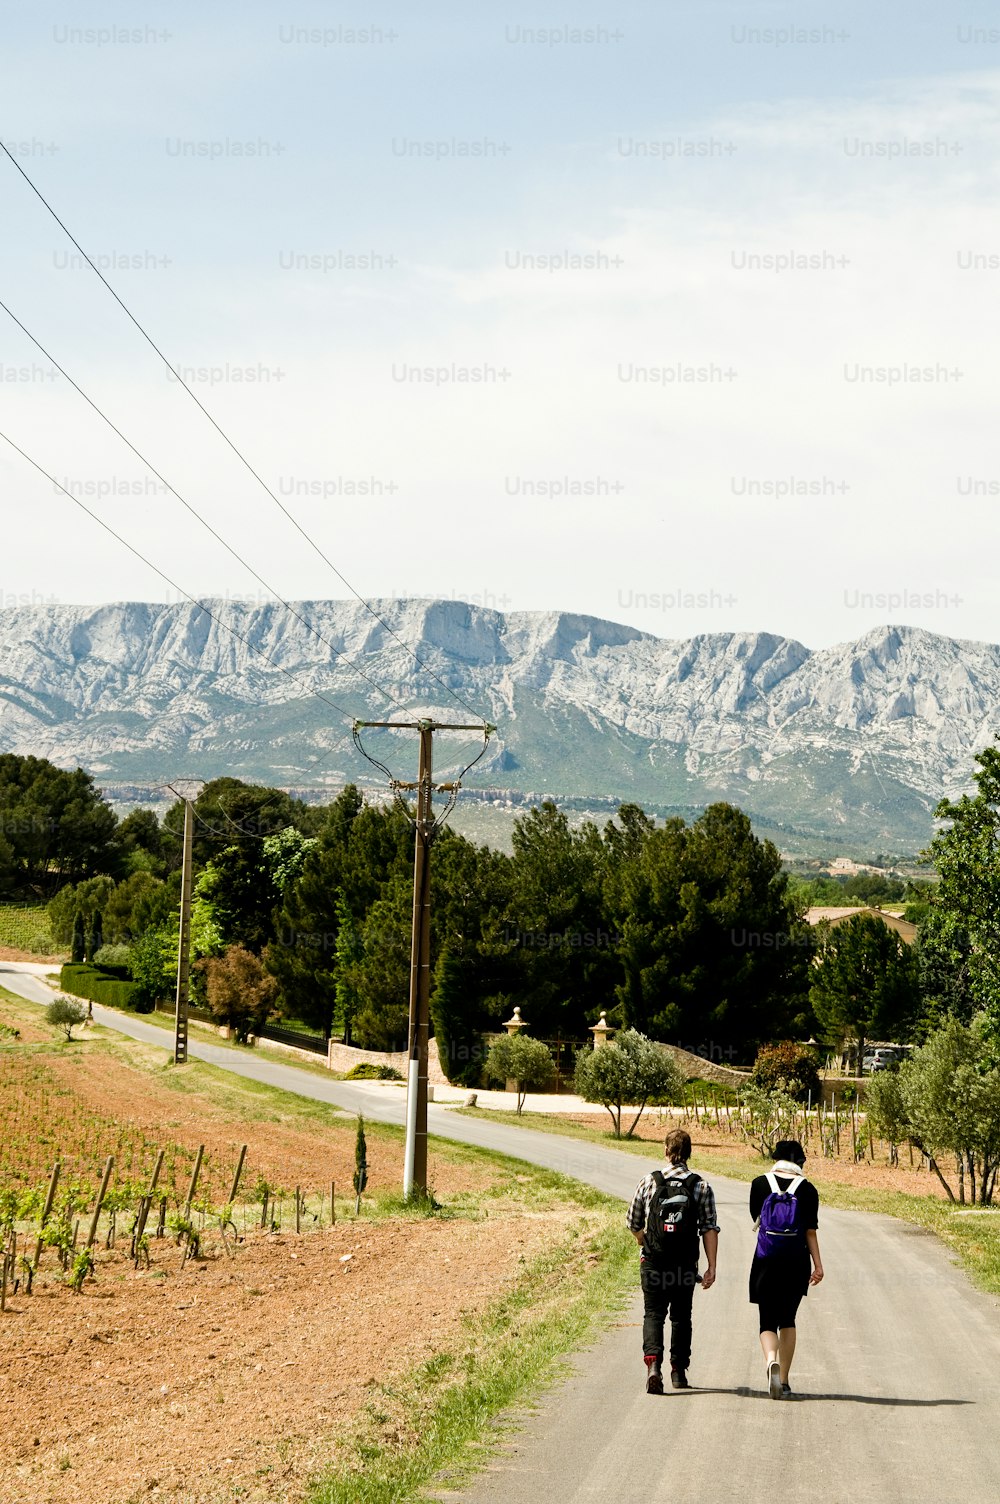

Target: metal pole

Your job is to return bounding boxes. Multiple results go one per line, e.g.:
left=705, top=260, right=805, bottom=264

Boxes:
left=403, top=722, right=433, bottom=1199
left=174, top=797, right=194, bottom=1064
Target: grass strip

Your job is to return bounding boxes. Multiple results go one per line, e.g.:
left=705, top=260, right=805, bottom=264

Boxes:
left=309, top=1195, right=635, bottom=1504
left=133, top=998, right=339, bottom=1068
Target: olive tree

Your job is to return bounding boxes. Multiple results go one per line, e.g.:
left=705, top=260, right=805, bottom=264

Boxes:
left=46, top=997, right=88, bottom=1042
left=866, top=1015, right=1000, bottom=1204
left=574, top=1028, right=684, bottom=1138
left=484, top=1034, right=555, bottom=1114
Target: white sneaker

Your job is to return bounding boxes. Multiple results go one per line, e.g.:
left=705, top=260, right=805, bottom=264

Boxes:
left=768, top=1361, right=782, bottom=1400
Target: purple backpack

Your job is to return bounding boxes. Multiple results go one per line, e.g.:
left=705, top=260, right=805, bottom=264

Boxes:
left=755, top=1172, right=805, bottom=1258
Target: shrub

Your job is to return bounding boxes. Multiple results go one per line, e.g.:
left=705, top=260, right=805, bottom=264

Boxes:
left=574, top=1029, right=684, bottom=1138
left=344, top=1062, right=403, bottom=1081
left=92, top=943, right=132, bottom=973
left=749, top=1041, right=821, bottom=1104
left=484, top=1034, right=555, bottom=1114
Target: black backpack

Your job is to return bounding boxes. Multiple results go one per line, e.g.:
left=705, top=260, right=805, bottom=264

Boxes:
left=644, top=1170, right=701, bottom=1262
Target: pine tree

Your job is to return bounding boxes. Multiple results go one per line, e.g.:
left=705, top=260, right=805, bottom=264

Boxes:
left=811, top=912, right=920, bottom=1070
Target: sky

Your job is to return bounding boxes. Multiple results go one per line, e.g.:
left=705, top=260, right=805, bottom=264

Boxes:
left=2, top=0, right=999, bottom=651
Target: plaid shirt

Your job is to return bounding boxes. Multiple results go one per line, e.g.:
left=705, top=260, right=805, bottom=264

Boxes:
left=626, top=1162, right=720, bottom=1252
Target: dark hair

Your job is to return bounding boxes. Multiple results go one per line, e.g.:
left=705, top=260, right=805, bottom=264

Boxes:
left=664, top=1128, right=692, bottom=1163
left=772, top=1139, right=806, bottom=1166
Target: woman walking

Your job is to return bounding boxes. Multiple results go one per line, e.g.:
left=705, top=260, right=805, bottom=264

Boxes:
left=749, top=1139, right=824, bottom=1399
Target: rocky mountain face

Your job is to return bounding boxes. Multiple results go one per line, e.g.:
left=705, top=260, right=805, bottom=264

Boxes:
left=0, top=599, right=994, bottom=853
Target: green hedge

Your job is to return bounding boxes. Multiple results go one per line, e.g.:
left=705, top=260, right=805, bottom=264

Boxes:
left=59, top=962, right=143, bottom=1011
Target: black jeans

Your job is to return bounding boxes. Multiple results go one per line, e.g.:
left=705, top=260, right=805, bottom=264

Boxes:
left=641, top=1261, right=698, bottom=1369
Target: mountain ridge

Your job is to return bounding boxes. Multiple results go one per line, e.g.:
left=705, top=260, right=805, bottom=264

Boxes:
left=0, top=600, right=994, bottom=853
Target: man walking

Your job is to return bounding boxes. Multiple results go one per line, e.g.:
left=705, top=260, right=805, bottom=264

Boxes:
left=627, top=1127, right=719, bottom=1392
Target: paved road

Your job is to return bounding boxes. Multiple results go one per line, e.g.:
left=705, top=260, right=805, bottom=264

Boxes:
left=5, top=963, right=1000, bottom=1503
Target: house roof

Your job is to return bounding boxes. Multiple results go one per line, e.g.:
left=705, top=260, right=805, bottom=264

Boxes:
left=805, top=906, right=917, bottom=944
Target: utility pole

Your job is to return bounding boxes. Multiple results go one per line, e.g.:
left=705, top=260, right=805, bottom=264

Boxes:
left=167, top=783, right=199, bottom=1065
left=353, top=718, right=492, bottom=1198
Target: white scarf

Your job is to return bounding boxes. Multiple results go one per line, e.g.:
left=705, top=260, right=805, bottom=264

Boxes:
left=772, top=1159, right=805, bottom=1177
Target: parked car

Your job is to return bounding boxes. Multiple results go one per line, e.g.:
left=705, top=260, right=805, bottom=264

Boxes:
left=863, top=1047, right=901, bottom=1073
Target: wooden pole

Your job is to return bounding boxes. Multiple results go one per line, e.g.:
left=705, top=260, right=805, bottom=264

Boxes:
left=172, top=795, right=195, bottom=1064
left=134, top=1148, right=165, bottom=1247
left=228, top=1145, right=248, bottom=1207
left=33, top=1160, right=61, bottom=1269
left=1, top=1231, right=11, bottom=1312
left=86, top=1155, right=115, bottom=1250
left=330, top=1180, right=336, bottom=1226
left=184, top=1145, right=204, bottom=1218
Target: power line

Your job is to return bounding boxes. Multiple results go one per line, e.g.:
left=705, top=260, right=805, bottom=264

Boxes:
left=0, top=427, right=364, bottom=725
left=1, top=143, right=490, bottom=724
left=0, top=296, right=409, bottom=717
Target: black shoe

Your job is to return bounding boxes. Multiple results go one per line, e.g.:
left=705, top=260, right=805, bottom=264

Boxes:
left=670, top=1367, right=689, bottom=1390
left=781, top=1383, right=792, bottom=1397
left=644, top=1356, right=663, bottom=1395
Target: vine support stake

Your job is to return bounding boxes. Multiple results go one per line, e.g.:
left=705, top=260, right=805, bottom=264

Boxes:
left=184, top=1145, right=205, bottom=1219
left=33, top=1160, right=61, bottom=1270
left=330, top=1180, right=336, bottom=1227
left=228, top=1145, right=248, bottom=1207
left=1, top=1231, right=11, bottom=1312
left=134, top=1148, right=165, bottom=1250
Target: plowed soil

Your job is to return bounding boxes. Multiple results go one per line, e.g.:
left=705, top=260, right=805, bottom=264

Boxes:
left=0, top=1034, right=561, bottom=1504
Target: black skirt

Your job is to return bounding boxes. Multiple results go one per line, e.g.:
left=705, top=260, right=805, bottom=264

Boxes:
left=749, top=1249, right=811, bottom=1306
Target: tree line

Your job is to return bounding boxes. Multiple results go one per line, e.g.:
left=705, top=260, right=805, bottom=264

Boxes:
left=8, top=741, right=1000, bottom=1081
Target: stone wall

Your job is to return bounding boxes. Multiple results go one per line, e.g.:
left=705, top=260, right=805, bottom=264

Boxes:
left=246, top=1033, right=328, bottom=1066
left=326, top=1037, right=448, bottom=1085
left=664, top=1044, right=751, bottom=1088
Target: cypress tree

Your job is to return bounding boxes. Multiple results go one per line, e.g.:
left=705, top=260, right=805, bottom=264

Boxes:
left=353, top=1116, right=368, bottom=1214
left=71, top=910, right=86, bottom=964
left=87, top=909, right=104, bottom=962
left=431, top=946, right=484, bottom=1086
